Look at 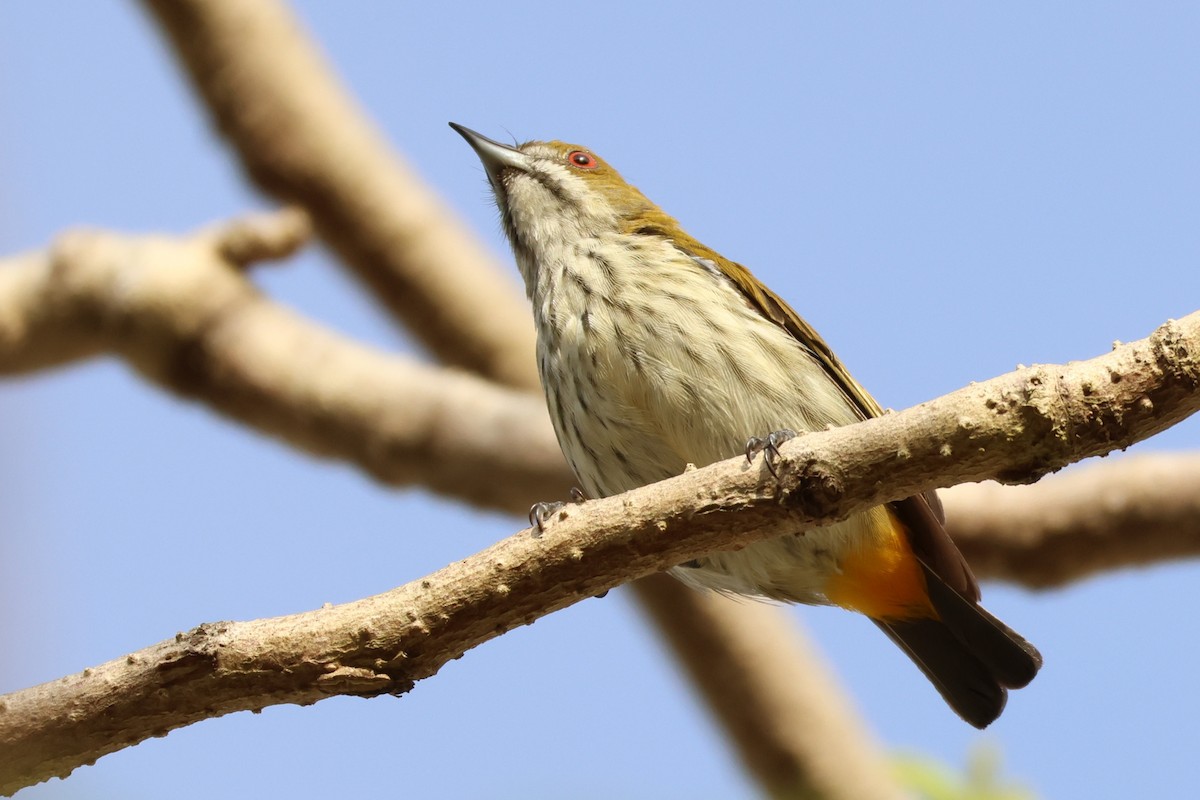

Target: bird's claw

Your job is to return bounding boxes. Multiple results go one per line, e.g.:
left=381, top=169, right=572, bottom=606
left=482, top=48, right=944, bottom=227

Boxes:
left=529, top=488, right=588, bottom=537
left=745, top=429, right=798, bottom=479
left=529, top=501, right=565, bottom=534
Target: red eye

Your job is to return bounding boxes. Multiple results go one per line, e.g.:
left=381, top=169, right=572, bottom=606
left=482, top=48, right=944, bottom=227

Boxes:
left=568, top=150, right=598, bottom=169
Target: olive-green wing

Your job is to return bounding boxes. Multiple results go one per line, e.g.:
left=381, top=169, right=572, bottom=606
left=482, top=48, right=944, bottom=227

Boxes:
left=677, top=240, right=979, bottom=601
left=672, top=236, right=881, bottom=420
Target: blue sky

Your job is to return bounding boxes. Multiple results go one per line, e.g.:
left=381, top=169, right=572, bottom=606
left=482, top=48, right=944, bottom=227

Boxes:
left=1, top=2, right=1197, bottom=797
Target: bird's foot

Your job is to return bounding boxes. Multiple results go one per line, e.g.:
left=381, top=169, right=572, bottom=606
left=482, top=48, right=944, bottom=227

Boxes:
left=528, top=487, right=588, bottom=537
left=745, top=429, right=798, bottom=479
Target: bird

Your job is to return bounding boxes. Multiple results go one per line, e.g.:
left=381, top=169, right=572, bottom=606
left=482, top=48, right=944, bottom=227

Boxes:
left=451, top=122, right=1042, bottom=727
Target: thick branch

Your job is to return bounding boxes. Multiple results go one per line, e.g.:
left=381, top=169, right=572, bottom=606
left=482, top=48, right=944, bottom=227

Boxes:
left=0, top=213, right=569, bottom=511
left=943, top=454, right=1200, bottom=588
left=139, top=0, right=539, bottom=389
left=2, top=310, right=1196, bottom=792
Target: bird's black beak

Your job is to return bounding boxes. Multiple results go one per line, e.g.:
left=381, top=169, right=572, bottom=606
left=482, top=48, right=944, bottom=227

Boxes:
left=449, top=123, right=530, bottom=186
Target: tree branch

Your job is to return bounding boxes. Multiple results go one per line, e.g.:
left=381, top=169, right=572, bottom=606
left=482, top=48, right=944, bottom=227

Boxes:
left=2, top=307, right=1196, bottom=793
left=631, top=576, right=905, bottom=800
left=943, top=454, right=1200, bottom=588
left=139, top=0, right=540, bottom=389
left=0, top=213, right=570, bottom=511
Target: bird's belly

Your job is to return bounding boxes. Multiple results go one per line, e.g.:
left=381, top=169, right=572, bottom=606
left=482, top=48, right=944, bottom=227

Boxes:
left=536, top=299, right=873, bottom=603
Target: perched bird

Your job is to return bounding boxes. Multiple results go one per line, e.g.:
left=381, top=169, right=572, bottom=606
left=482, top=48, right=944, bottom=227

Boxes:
left=451, top=123, right=1042, bottom=727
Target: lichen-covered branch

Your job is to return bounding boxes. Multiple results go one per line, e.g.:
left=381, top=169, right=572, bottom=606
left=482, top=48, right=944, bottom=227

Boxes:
left=2, top=308, right=1196, bottom=793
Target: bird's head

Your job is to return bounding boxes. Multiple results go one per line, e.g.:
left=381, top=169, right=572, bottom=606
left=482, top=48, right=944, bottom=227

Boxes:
left=451, top=123, right=674, bottom=261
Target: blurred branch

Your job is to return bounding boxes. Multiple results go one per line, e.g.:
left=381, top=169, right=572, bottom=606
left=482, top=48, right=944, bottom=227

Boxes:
left=2, top=305, right=1197, bottom=793
left=0, top=212, right=569, bottom=511
left=944, top=454, right=1200, bottom=588
left=139, top=0, right=539, bottom=389
left=632, top=576, right=905, bottom=800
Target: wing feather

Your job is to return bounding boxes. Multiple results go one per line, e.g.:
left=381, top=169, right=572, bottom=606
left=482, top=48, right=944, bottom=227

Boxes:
left=673, top=237, right=979, bottom=600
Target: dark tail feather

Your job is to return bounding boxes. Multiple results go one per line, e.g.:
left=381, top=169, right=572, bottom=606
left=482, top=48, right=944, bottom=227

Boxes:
left=874, top=562, right=1043, bottom=729
left=874, top=617, right=1005, bottom=728
left=920, top=561, right=1042, bottom=689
